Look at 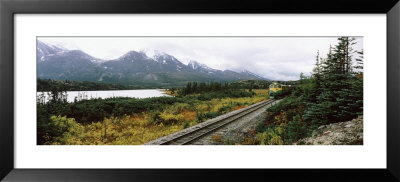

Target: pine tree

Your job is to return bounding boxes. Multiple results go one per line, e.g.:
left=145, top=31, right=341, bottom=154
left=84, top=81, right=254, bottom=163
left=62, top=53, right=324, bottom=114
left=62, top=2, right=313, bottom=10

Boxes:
left=199, top=82, right=206, bottom=92
left=334, top=37, right=356, bottom=74
left=303, top=48, right=334, bottom=128
left=353, top=49, right=364, bottom=75
left=305, top=37, right=362, bottom=125
left=192, top=82, right=198, bottom=93
left=185, top=82, right=192, bottom=95
left=319, top=38, right=352, bottom=123
left=312, top=50, right=322, bottom=90
left=308, top=50, right=323, bottom=102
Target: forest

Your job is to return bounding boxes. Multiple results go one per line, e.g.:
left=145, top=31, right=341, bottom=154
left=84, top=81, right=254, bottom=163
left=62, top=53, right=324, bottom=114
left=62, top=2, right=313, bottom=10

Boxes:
left=36, top=78, right=146, bottom=91
left=168, top=80, right=296, bottom=96
left=252, top=37, right=363, bottom=145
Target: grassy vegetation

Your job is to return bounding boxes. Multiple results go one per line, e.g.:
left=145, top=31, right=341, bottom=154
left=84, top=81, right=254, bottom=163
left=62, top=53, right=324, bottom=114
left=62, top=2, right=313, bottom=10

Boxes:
left=38, top=87, right=269, bottom=145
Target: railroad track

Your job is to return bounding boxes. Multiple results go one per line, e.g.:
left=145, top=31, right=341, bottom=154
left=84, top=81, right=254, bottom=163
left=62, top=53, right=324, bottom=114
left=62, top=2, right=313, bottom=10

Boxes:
left=151, top=99, right=276, bottom=145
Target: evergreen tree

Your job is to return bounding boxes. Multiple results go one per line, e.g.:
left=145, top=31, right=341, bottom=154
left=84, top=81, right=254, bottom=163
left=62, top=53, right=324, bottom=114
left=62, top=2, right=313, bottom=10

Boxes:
left=304, top=37, right=363, bottom=127
left=192, top=82, right=198, bottom=93
left=185, top=82, right=192, bottom=95
left=353, top=49, right=364, bottom=75
left=318, top=38, right=351, bottom=123
left=312, top=50, right=322, bottom=91
left=199, top=82, right=206, bottom=92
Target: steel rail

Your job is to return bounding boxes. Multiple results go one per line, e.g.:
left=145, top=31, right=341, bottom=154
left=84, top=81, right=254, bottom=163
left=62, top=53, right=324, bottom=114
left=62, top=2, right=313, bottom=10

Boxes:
left=159, top=99, right=276, bottom=145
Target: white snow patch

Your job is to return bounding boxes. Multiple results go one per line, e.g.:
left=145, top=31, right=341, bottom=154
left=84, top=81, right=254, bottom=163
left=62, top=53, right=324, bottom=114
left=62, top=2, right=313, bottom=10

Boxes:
left=37, top=48, right=44, bottom=55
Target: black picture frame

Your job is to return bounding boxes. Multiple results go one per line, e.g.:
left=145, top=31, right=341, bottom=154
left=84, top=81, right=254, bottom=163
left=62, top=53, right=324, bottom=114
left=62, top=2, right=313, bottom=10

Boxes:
left=1, top=0, right=399, bottom=181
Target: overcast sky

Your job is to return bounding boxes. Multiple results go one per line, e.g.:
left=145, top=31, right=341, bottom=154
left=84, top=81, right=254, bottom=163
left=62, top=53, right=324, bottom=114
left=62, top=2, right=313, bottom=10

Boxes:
left=38, top=37, right=363, bottom=81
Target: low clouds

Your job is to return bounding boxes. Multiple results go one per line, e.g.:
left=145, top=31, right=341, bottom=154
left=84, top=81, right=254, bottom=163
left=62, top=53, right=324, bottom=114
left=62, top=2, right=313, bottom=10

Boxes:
left=39, top=37, right=363, bottom=81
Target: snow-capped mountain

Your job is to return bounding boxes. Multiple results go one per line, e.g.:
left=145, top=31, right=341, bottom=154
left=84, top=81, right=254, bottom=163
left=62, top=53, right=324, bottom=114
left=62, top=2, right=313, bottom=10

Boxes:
left=118, top=51, right=152, bottom=62
left=37, top=40, right=105, bottom=63
left=37, top=41, right=268, bottom=87
left=36, top=40, right=66, bottom=62
left=152, top=51, right=188, bottom=72
left=153, top=51, right=181, bottom=65
left=240, top=70, right=265, bottom=80
left=188, top=60, right=219, bottom=74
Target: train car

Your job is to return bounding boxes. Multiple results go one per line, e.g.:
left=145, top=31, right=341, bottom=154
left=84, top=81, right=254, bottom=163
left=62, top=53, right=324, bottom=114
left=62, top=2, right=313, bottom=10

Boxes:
left=269, top=82, right=293, bottom=98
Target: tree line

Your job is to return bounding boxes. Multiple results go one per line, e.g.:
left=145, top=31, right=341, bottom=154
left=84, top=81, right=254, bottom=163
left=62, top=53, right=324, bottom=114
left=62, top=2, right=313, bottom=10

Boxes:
left=37, top=78, right=142, bottom=92
left=173, top=80, right=276, bottom=96
left=174, top=81, right=231, bottom=96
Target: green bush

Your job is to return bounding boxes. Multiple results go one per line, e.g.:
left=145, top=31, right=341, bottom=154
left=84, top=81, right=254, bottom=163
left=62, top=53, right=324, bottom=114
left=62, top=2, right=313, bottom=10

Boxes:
left=183, top=121, right=190, bottom=129
left=205, top=112, right=220, bottom=119
left=218, top=105, right=232, bottom=114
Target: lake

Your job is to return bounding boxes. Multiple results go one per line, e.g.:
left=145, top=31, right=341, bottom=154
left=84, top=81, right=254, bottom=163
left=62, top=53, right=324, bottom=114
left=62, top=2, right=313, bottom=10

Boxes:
left=37, top=89, right=172, bottom=103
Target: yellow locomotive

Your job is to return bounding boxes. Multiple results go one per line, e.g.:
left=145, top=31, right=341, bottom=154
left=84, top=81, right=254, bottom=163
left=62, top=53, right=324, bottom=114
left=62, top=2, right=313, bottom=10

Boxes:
left=269, top=82, right=293, bottom=98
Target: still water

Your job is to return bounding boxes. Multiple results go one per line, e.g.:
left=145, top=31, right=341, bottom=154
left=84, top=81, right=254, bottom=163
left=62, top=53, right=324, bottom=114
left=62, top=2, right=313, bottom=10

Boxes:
left=37, top=89, right=171, bottom=103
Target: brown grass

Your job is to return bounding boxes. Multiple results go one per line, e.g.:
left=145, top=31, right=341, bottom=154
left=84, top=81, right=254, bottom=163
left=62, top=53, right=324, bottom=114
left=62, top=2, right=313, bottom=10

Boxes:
left=233, top=105, right=245, bottom=110
left=212, top=134, right=222, bottom=143
left=181, top=110, right=197, bottom=121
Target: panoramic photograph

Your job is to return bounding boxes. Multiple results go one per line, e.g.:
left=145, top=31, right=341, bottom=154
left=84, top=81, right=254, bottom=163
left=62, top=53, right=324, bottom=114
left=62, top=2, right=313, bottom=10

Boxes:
left=36, top=37, right=363, bottom=145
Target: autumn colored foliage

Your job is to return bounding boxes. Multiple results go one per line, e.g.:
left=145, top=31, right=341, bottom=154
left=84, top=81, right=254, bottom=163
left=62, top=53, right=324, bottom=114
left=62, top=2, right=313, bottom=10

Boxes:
left=37, top=87, right=269, bottom=145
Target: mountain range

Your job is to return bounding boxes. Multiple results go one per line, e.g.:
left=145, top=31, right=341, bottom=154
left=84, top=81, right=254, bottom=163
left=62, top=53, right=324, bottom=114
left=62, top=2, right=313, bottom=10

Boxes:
left=37, top=40, right=268, bottom=87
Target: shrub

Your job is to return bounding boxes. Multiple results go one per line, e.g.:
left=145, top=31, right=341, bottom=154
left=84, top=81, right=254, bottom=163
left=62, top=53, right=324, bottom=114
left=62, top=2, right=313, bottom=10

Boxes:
left=286, top=116, right=308, bottom=143
left=46, top=115, right=83, bottom=144
left=183, top=121, right=190, bottom=129
left=212, top=134, right=222, bottom=143
left=159, top=111, right=184, bottom=125
left=218, top=105, right=232, bottom=114
left=205, top=112, right=220, bottom=119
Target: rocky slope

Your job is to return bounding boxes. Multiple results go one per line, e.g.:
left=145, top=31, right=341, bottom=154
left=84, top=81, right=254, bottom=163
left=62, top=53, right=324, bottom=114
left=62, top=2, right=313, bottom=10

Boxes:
left=295, top=116, right=363, bottom=145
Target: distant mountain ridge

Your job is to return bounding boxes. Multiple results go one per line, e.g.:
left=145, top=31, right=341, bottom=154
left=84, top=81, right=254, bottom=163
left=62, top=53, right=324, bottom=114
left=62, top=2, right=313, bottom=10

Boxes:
left=37, top=40, right=269, bottom=87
